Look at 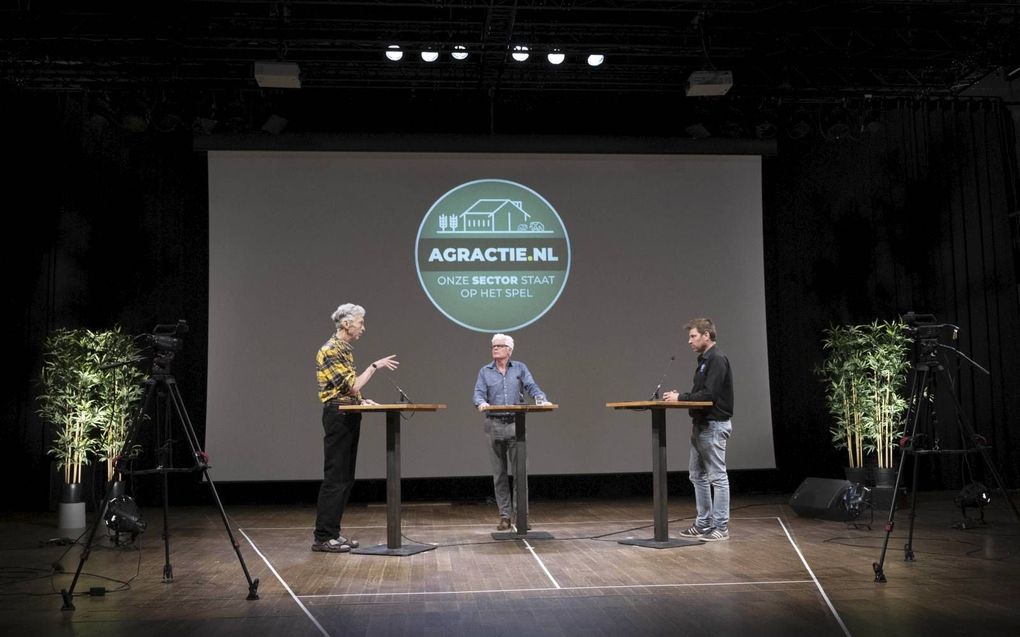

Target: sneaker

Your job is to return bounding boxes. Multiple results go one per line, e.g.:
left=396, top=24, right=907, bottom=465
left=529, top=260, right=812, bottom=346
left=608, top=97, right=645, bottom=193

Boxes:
left=497, top=517, right=511, bottom=531
left=337, top=534, right=360, bottom=549
left=701, top=528, right=729, bottom=541
left=311, top=538, right=351, bottom=553
left=678, top=525, right=710, bottom=538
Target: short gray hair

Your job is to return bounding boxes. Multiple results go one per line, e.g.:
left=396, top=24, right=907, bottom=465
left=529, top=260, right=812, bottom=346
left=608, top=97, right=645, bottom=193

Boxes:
left=332, top=303, right=365, bottom=328
left=491, top=333, right=514, bottom=350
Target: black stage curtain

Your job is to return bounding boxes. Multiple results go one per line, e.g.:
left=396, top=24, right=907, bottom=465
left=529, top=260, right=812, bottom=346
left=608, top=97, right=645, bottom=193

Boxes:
left=765, top=98, right=1020, bottom=489
left=8, top=94, right=1019, bottom=512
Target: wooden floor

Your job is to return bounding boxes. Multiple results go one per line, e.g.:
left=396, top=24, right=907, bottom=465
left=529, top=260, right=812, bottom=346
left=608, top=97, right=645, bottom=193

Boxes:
left=1, top=492, right=1017, bottom=637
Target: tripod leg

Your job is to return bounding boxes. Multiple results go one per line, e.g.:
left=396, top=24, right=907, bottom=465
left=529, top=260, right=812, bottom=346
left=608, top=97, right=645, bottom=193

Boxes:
left=60, top=494, right=112, bottom=610
left=161, top=470, right=173, bottom=583
left=873, top=452, right=911, bottom=583
left=904, top=451, right=920, bottom=561
left=166, top=381, right=259, bottom=600
left=61, top=378, right=159, bottom=610
left=874, top=367, right=927, bottom=582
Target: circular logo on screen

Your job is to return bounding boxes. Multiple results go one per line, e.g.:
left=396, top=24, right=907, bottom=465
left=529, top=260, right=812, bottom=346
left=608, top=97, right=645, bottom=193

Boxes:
left=415, top=179, right=571, bottom=332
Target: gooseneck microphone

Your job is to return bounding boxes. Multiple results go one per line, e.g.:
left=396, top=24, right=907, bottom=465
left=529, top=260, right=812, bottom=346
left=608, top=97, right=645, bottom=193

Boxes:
left=380, top=372, right=412, bottom=403
left=651, top=355, right=676, bottom=400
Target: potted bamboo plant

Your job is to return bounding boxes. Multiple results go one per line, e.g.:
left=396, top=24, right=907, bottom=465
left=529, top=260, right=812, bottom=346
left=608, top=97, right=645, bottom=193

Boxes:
left=39, top=328, right=104, bottom=532
left=91, top=329, right=147, bottom=484
left=819, top=324, right=873, bottom=483
left=39, top=327, right=146, bottom=532
left=861, top=320, right=910, bottom=487
left=820, top=320, right=911, bottom=486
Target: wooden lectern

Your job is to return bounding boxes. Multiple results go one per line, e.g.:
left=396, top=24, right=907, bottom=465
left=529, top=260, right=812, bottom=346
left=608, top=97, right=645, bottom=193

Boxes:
left=606, top=400, right=712, bottom=549
left=336, top=403, right=446, bottom=556
left=481, top=403, right=558, bottom=540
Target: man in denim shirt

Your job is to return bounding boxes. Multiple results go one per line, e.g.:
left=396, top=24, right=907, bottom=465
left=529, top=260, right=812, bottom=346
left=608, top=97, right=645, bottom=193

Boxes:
left=664, top=318, right=734, bottom=542
left=473, top=333, right=549, bottom=530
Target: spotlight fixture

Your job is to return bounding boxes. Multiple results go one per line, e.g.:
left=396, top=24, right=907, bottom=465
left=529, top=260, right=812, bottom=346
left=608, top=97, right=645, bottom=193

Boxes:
left=451, top=45, right=468, bottom=61
left=547, top=50, right=565, bottom=65
left=954, top=481, right=991, bottom=529
left=254, top=61, right=301, bottom=89
left=586, top=54, right=605, bottom=67
left=685, top=70, right=733, bottom=97
left=841, top=483, right=871, bottom=521
left=105, top=495, right=146, bottom=539
left=385, top=45, right=403, bottom=61
left=261, top=114, right=287, bottom=135
left=511, top=45, right=529, bottom=62
left=421, top=49, right=439, bottom=63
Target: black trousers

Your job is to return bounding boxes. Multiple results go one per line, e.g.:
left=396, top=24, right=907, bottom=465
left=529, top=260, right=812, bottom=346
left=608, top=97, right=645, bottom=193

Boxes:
left=313, top=406, right=361, bottom=542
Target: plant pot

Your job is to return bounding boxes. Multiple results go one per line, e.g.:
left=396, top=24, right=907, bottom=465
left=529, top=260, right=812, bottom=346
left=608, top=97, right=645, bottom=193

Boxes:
left=873, top=467, right=897, bottom=489
left=57, top=482, right=86, bottom=536
left=844, top=466, right=867, bottom=485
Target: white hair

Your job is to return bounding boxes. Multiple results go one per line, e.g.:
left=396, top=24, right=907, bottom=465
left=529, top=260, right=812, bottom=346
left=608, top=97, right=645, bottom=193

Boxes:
left=491, top=333, right=514, bottom=350
left=331, top=303, right=365, bottom=328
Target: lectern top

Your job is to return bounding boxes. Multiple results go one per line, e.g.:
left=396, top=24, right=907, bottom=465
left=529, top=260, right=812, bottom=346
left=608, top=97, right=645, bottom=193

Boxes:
left=606, top=400, right=712, bottom=409
left=481, top=404, right=559, bottom=412
left=335, top=403, right=447, bottom=412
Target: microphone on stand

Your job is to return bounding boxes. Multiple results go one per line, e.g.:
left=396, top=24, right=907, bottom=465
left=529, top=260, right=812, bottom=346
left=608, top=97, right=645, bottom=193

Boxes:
left=380, top=372, right=412, bottom=403
left=651, top=355, right=676, bottom=400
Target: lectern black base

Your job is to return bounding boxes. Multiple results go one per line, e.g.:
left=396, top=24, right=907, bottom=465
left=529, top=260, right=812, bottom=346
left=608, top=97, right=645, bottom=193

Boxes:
left=618, top=537, right=704, bottom=549
left=351, top=543, right=436, bottom=556
left=491, top=531, right=555, bottom=541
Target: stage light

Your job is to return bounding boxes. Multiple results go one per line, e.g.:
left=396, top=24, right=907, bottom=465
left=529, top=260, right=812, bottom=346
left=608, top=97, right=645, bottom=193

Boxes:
left=685, top=70, right=733, bottom=96
left=587, top=54, right=605, bottom=67
left=261, top=114, right=287, bottom=135
left=385, top=45, right=403, bottom=62
left=452, top=45, right=468, bottom=61
left=512, top=45, right=529, bottom=62
left=954, top=481, right=991, bottom=529
left=105, top=496, right=147, bottom=537
left=421, top=50, right=439, bottom=63
left=547, top=50, right=565, bottom=65
left=957, top=482, right=991, bottom=508
left=685, top=123, right=712, bottom=139
left=254, top=62, right=301, bottom=89
left=842, top=483, right=871, bottom=521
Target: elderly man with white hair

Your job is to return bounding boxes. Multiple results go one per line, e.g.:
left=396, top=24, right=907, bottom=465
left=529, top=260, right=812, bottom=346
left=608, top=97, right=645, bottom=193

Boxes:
left=312, top=303, right=399, bottom=553
left=473, top=333, right=549, bottom=530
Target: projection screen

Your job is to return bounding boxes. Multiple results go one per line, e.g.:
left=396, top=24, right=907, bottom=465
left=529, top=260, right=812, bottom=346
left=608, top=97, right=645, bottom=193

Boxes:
left=206, top=151, right=774, bottom=481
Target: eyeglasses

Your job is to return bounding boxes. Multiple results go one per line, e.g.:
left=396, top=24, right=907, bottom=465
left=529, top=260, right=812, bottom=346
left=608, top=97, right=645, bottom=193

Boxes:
left=491, top=344, right=509, bottom=349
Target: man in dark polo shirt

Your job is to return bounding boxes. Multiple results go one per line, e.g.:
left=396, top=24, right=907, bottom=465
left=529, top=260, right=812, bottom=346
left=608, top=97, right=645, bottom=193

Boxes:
left=664, top=317, right=734, bottom=541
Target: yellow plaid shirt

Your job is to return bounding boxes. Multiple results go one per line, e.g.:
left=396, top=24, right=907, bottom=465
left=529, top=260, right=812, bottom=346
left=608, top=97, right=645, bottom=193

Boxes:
left=316, top=335, right=362, bottom=404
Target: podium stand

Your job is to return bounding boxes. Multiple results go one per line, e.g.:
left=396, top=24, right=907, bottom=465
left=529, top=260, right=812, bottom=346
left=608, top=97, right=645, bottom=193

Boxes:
left=337, top=403, right=446, bottom=556
left=607, top=400, right=712, bottom=549
left=481, top=404, right=558, bottom=540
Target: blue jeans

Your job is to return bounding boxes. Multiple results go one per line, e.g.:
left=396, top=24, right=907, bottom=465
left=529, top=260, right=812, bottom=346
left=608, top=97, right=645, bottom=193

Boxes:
left=689, top=420, right=731, bottom=531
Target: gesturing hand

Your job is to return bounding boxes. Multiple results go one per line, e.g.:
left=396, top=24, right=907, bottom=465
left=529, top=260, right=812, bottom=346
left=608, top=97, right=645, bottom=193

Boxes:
left=372, top=355, right=399, bottom=371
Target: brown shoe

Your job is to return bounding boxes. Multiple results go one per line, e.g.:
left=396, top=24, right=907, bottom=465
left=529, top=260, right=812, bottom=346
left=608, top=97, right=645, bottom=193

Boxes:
left=497, top=517, right=511, bottom=531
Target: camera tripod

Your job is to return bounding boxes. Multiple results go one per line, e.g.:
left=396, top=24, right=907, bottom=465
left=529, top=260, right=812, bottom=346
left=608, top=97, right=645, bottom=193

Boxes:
left=61, top=349, right=259, bottom=610
left=872, top=336, right=1019, bottom=583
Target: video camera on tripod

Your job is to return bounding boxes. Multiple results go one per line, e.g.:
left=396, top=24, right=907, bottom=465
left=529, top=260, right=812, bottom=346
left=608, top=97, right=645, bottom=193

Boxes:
left=61, top=317, right=259, bottom=609
left=141, top=320, right=188, bottom=373
left=903, top=312, right=955, bottom=367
